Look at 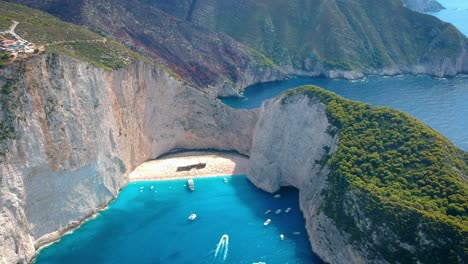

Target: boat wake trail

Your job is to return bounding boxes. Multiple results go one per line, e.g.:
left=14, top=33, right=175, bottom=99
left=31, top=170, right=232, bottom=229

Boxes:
left=213, top=234, right=229, bottom=262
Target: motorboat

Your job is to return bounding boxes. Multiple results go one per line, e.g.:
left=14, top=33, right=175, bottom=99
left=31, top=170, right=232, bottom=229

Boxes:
left=285, top=207, right=291, bottom=213
left=280, top=234, right=285, bottom=240
left=275, top=209, right=282, bottom=214
left=187, top=178, right=195, bottom=191
left=273, top=194, right=281, bottom=198
left=264, top=210, right=271, bottom=215
left=263, top=219, right=271, bottom=226
left=223, top=177, right=228, bottom=183
left=188, top=213, right=197, bottom=221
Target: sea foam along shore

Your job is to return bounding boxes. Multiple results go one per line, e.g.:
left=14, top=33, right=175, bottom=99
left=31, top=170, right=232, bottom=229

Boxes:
left=128, top=151, right=249, bottom=181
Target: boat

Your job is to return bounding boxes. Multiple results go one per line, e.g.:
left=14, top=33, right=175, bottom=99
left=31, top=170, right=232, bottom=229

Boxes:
left=188, top=213, right=197, bottom=221
left=264, top=210, right=271, bottom=215
left=275, top=209, right=282, bottom=214
left=263, top=219, right=271, bottom=226
left=280, top=234, right=285, bottom=240
left=223, top=177, right=228, bottom=183
left=285, top=207, right=291, bottom=213
left=293, top=232, right=301, bottom=235
left=187, top=178, right=195, bottom=191
left=273, top=194, right=281, bottom=198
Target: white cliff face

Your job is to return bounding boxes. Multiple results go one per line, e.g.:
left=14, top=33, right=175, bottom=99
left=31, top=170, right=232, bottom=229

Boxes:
left=0, top=55, right=257, bottom=264
left=248, top=93, right=371, bottom=264
left=248, top=94, right=335, bottom=192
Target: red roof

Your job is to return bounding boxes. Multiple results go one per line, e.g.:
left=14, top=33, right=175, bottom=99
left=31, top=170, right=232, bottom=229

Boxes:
left=1, top=40, right=15, bottom=45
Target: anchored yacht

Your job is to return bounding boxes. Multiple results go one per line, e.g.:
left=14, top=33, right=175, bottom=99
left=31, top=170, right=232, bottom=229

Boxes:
left=187, top=178, right=195, bottom=191
left=188, top=213, right=197, bottom=221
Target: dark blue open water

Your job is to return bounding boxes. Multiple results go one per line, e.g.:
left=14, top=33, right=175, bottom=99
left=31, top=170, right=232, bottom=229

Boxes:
left=35, top=176, right=319, bottom=264
left=222, top=75, right=468, bottom=151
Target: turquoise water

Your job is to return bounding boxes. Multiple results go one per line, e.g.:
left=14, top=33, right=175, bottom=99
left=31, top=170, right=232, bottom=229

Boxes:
left=35, top=176, right=320, bottom=264
left=430, top=0, right=468, bottom=36
left=222, top=75, right=468, bottom=151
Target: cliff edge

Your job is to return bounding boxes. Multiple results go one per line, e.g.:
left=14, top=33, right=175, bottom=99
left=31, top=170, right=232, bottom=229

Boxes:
left=248, top=86, right=468, bottom=263
left=0, top=54, right=257, bottom=263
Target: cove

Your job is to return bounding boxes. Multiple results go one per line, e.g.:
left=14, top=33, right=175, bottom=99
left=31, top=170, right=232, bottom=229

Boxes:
left=34, top=176, right=320, bottom=264
left=221, top=75, right=468, bottom=151
left=430, top=0, right=468, bottom=36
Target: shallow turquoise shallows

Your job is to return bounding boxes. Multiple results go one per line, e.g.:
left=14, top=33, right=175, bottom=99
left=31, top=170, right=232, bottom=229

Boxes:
left=221, top=75, right=468, bottom=151
left=35, top=176, right=321, bottom=264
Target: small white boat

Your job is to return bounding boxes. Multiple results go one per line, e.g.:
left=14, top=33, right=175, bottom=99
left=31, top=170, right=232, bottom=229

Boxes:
left=280, top=234, right=285, bottom=240
left=253, top=262, right=266, bottom=264
left=188, top=213, right=197, bottom=221
left=187, top=178, right=195, bottom=191
left=275, top=209, right=282, bottom=214
left=263, top=219, right=271, bottom=226
left=223, top=177, right=228, bottom=183
left=264, top=210, right=271, bottom=215
left=293, top=232, right=301, bottom=235
left=273, top=194, right=281, bottom=198
left=150, top=186, right=154, bottom=190
left=285, top=207, right=291, bottom=213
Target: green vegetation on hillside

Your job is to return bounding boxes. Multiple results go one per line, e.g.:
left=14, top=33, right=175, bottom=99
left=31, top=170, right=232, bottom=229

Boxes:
left=0, top=79, right=18, bottom=155
left=156, top=0, right=466, bottom=72
left=283, top=86, right=468, bottom=263
left=0, top=1, right=147, bottom=70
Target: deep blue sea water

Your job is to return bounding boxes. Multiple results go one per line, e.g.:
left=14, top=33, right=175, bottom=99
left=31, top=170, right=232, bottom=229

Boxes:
left=222, top=75, right=468, bottom=151
left=430, top=0, right=468, bottom=36
left=35, top=176, right=319, bottom=264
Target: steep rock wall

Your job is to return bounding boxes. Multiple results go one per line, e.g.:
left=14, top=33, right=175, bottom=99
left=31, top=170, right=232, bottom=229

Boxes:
left=247, top=94, right=372, bottom=263
left=0, top=55, right=257, bottom=264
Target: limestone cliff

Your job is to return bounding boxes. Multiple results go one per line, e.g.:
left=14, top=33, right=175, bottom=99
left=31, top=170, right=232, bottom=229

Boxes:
left=402, top=0, right=445, bottom=13
left=248, top=87, right=468, bottom=263
left=0, top=54, right=257, bottom=263
left=247, top=93, right=370, bottom=263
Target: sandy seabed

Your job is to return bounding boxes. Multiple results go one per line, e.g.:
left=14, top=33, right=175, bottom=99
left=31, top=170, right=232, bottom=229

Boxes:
left=128, top=151, right=249, bottom=181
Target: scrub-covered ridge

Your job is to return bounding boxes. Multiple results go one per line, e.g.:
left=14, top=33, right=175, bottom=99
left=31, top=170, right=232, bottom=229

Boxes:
left=250, top=86, right=468, bottom=263
left=8, top=0, right=468, bottom=80
left=0, top=1, right=147, bottom=70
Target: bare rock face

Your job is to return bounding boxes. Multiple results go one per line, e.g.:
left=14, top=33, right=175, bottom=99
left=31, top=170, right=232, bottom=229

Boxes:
left=402, top=0, right=445, bottom=13
left=247, top=93, right=372, bottom=264
left=7, top=0, right=286, bottom=97
left=0, top=54, right=257, bottom=263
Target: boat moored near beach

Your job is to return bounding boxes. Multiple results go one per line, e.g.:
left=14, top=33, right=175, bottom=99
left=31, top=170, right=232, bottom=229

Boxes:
left=187, top=178, right=195, bottom=191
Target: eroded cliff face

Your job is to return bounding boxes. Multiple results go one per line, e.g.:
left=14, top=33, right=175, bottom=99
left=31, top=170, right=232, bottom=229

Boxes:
left=402, top=0, right=445, bottom=13
left=248, top=93, right=373, bottom=264
left=0, top=55, right=257, bottom=264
